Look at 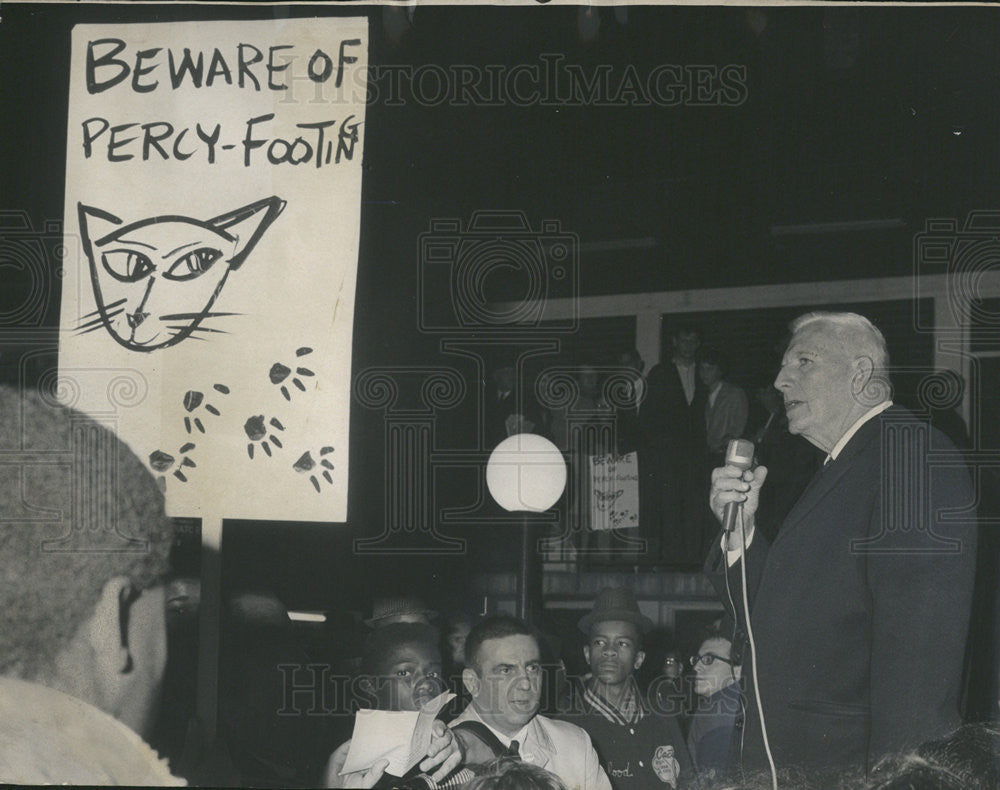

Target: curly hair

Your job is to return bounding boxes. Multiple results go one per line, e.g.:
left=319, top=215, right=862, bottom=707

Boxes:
left=0, top=386, right=174, bottom=679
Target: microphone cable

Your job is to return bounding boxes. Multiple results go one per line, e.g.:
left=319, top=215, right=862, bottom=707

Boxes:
left=736, top=507, right=778, bottom=790
left=721, top=537, right=749, bottom=782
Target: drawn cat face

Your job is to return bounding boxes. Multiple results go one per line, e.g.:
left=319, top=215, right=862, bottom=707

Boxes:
left=78, top=197, right=285, bottom=351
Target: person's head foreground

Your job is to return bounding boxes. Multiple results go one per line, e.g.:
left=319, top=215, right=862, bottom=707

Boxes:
left=0, top=385, right=178, bottom=783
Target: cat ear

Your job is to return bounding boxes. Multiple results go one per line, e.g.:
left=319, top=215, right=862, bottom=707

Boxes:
left=207, top=196, right=286, bottom=270
left=78, top=203, right=123, bottom=249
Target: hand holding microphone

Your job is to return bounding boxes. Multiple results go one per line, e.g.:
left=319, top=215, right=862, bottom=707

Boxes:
left=710, top=439, right=768, bottom=539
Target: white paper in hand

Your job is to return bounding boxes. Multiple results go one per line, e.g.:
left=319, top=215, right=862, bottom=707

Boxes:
left=340, top=691, right=455, bottom=777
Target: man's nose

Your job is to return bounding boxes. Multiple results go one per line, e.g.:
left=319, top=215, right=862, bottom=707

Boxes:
left=774, top=367, right=791, bottom=391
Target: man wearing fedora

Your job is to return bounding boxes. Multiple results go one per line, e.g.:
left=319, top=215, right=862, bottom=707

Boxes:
left=566, top=588, right=692, bottom=790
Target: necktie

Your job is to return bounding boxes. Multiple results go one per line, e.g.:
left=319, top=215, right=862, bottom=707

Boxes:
left=506, top=740, right=520, bottom=758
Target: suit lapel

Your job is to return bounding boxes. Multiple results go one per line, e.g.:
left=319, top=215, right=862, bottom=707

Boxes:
left=773, top=412, right=883, bottom=546
left=525, top=717, right=555, bottom=769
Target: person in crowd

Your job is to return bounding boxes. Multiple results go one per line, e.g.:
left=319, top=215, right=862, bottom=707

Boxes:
left=0, top=386, right=181, bottom=784
left=444, top=616, right=473, bottom=671
left=651, top=649, right=691, bottom=738
left=485, top=357, right=541, bottom=451
left=220, top=588, right=339, bottom=787
left=709, top=311, right=977, bottom=774
left=698, top=347, right=749, bottom=466
left=686, top=635, right=741, bottom=779
left=683, top=722, right=1000, bottom=790
left=366, top=595, right=439, bottom=629
left=636, top=364, right=671, bottom=559
left=565, top=588, right=692, bottom=790
left=451, top=615, right=612, bottom=790
left=662, top=324, right=708, bottom=567
left=547, top=360, right=613, bottom=454
left=614, top=348, right=645, bottom=456
left=324, top=622, right=468, bottom=788
left=544, top=361, right=616, bottom=553
left=442, top=612, right=476, bottom=720
left=464, top=756, right=570, bottom=790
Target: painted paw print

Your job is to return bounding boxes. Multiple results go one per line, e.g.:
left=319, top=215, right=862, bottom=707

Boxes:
left=183, top=384, right=230, bottom=434
left=149, top=442, right=197, bottom=484
left=270, top=347, right=315, bottom=401
left=293, top=446, right=335, bottom=492
left=244, top=415, right=285, bottom=459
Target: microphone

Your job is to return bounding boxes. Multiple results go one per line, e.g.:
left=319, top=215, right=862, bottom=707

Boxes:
left=722, top=439, right=755, bottom=534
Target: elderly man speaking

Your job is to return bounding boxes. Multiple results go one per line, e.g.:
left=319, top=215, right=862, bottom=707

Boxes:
left=708, top=312, right=977, bottom=776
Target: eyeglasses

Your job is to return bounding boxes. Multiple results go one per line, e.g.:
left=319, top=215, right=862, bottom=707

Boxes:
left=690, top=653, right=732, bottom=668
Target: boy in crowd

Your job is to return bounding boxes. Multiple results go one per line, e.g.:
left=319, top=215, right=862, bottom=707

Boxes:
left=567, top=588, right=692, bottom=790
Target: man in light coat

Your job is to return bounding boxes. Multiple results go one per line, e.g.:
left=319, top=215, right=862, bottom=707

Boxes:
left=452, top=615, right=612, bottom=790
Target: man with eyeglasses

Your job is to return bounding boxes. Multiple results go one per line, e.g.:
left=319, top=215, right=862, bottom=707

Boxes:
left=686, top=636, right=741, bottom=779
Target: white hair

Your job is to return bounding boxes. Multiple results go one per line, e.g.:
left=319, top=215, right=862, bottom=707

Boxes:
left=790, top=311, right=890, bottom=373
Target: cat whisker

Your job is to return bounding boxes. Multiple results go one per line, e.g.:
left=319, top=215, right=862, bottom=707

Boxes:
left=77, top=321, right=115, bottom=336
left=76, top=309, right=122, bottom=331
left=159, top=311, right=241, bottom=321
left=79, top=299, right=126, bottom=321
left=168, top=325, right=229, bottom=335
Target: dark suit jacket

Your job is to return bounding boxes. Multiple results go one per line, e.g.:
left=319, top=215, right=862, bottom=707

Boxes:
left=662, top=361, right=707, bottom=468
left=706, top=406, right=977, bottom=773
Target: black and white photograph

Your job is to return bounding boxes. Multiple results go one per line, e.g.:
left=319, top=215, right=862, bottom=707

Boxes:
left=1, top=1, right=998, bottom=788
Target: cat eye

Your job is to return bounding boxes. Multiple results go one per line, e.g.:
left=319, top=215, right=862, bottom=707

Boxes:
left=102, top=250, right=155, bottom=282
left=163, top=248, right=223, bottom=281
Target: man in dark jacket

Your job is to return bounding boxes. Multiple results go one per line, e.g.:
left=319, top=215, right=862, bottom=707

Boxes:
left=708, top=312, right=977, bottom=776
left=662, top=325, right=708, bottom=567
left=564, top=588, right=692, bottom=790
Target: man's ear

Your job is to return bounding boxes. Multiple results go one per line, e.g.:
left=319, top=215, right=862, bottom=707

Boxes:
left=851, top=356, right=875, bottom=398
left=462, top=667, right=481, bottom=698
left=582, top=645, right=591, bottom=667
left=87, top=576, right=133, bottom=675
left=634, top=650, right=646, bottom=672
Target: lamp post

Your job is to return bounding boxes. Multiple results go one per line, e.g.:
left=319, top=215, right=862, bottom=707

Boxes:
left=486, top=433, right=567, bottom=624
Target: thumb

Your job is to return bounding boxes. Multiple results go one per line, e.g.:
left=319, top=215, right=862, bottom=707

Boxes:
left=368, top=760, right=389, bottom=784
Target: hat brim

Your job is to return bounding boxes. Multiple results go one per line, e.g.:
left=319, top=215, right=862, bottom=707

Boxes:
left=364, top=609, right=439, bottom=628
left=578, top=608, right=654, bottom=635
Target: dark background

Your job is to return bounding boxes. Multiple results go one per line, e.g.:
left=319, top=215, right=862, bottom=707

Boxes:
left=2, top=2, right=998, bottom=610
